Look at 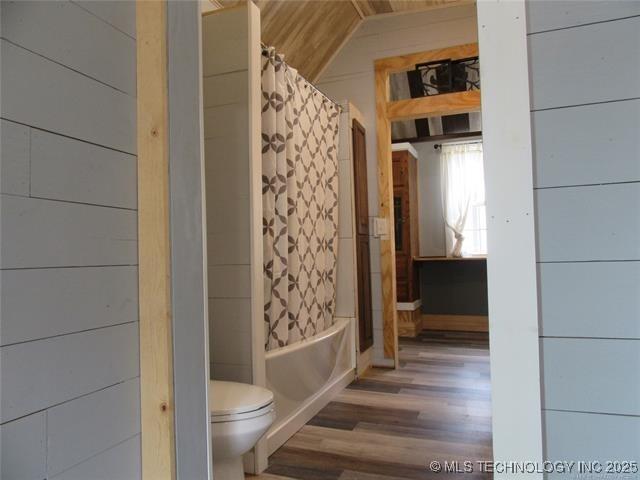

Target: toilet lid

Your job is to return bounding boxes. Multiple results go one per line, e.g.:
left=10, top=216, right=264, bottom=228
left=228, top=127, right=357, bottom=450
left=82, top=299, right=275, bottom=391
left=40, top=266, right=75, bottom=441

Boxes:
left=209, top=381, right=274, bottom=417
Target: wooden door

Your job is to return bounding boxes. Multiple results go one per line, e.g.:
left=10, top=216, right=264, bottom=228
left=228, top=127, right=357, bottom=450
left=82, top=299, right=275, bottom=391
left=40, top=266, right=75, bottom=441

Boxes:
left=352, top=119, right=373, bottom=351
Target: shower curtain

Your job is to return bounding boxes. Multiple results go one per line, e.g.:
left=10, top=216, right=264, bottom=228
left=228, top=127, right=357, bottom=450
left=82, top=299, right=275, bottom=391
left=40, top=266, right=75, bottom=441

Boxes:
left=261, top=47, right=340, bottom=350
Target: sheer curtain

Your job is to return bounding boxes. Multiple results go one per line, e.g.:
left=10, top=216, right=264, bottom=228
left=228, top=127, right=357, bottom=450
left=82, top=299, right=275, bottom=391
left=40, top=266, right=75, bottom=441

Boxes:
left=440, top=143, right=486, bottom=257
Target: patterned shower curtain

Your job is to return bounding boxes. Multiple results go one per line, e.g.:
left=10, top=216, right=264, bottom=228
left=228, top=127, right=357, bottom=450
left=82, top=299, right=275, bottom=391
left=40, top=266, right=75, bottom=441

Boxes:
left=261, top=47, right=340, bottom=351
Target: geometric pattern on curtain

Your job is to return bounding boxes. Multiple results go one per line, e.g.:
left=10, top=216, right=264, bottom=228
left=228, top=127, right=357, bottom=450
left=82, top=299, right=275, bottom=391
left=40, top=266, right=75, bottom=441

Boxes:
left=261, top=47, right=340, bottom=350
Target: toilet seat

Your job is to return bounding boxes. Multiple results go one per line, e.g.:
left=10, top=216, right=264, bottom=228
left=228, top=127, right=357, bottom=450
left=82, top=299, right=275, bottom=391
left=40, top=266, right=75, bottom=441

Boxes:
left=209, top=380, right=274, bottom=423
left=210, top=401, right=274, bottom=423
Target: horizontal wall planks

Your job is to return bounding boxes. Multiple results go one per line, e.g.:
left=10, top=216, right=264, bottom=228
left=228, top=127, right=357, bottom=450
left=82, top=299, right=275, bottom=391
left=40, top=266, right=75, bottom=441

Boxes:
left=208, top=298, right=252, bottom=336
left=207, top=265, right=251, bottom=299
left=543, top=410, right=640, bottom=467
left=47, top=378, right=140, bottom=476
left=50, top=434, right=141, bottom=480
left=0, top=195, right=137, bottom=269
left=1, top=39, right=136, bottom=154
left=0, top=266, right=138, bottom=346
left=0, top=322, right=139, bottom=423
left=526, top=0, right=640, bottom=34
left=203, top=71, right=249, bottom=108
left=211, top=323, right=252, bottom=366
left=535, top=183, right=640, bottom=262
left=0, top=412, right=46, bottom=480
left=541, top=338, right=640, bottom=416
left=528, top=16, right=640, bottom=111
left=204, top=137, right=250, bottom=193
left=31, top=129, right=137, bottom=209
left=206, top=193, right=249, bottom=235
left=321, top=9, right=477, bottom=80
left=1, top=0, right=136, bottom=95
left=0, top=119, right=30, bottom=196
left=335, top=237, right=356, bottom=318
left=210, top=363, right=252, bottom=384
left=532, top=99, right=640, bottom=188
left=202, top=7, right=248, bottom=76
left=538, top=262, right=640, bottom=339
left=1, top=120, right=137, bottom=208
left=72, top=0, right=136, bottom=39
left=203, top=103, right=249, bottom=140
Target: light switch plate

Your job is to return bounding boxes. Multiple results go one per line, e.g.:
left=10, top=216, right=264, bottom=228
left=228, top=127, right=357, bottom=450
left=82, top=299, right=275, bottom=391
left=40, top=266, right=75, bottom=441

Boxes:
left=372, top=217, right=389, bottom=238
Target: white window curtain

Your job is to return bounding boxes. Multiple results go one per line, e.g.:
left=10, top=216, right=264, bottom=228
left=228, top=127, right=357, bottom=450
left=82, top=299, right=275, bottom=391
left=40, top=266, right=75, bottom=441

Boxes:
left=440, top=143, right=486, bottom=257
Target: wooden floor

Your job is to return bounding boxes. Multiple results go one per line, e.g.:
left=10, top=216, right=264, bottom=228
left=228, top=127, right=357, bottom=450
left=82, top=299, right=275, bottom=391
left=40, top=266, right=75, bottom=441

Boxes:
left=251, top=331, right=493, bottom=480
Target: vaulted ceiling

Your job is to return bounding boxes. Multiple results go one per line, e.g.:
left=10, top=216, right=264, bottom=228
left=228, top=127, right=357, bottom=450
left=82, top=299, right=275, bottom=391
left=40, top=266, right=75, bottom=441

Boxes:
left=207, top=0, right=473, bottom=81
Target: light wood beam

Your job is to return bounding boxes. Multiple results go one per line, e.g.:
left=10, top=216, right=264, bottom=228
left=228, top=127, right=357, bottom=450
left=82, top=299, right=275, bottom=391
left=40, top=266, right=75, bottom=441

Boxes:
left=374, top=43, right=480, bottom=366
left=136, top=1, right=176, bottom=479
left=375, top=66, right=399, bottom=361
left=375, top=43, right=478, bottom=74
left=386, top=90, right=481, bottom=121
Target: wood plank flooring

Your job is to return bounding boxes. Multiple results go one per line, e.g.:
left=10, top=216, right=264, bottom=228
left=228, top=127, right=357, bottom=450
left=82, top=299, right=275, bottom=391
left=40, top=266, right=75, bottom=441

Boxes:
left=250, top=331, right=493, bottom=480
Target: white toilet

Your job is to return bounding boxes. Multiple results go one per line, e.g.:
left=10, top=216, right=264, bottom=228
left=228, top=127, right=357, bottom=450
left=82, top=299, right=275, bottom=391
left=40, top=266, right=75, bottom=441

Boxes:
left=210, top=380, right=275, bottom=479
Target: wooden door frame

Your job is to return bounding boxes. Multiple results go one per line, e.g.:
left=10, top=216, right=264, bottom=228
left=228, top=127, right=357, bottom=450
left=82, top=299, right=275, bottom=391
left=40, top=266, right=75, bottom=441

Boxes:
left=136, top=2, right=212, bottom=480
left=375, top=43, right=481, bottom=363
left=375, top=1, right=544, bottom=471
left=137, top=2, right=177, bottom=479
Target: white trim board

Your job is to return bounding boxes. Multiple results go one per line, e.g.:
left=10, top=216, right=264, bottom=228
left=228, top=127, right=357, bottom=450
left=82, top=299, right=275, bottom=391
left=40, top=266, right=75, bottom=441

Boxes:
left=396, top=300, right=421, bottom=311
left=391, top=142, right=418, bottom=158
left=476, top=1, right=543, bottom=476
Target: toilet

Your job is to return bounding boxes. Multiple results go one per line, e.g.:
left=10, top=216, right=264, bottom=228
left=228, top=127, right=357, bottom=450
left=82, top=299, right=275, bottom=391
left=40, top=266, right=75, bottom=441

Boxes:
left=210, top=380, right=275, bottom=479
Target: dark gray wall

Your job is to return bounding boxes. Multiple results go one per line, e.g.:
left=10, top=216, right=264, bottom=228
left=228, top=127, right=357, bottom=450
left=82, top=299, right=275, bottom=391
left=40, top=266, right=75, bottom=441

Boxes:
left=527, top=0, right=640, bottom=470
left=419, top=261, right=488, bottom=315
left=0, top=2, right=141, bottom=479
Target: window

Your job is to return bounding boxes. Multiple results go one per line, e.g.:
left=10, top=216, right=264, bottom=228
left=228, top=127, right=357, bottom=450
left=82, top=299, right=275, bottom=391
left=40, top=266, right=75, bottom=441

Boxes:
left=440, top=142, right=487, bottom=256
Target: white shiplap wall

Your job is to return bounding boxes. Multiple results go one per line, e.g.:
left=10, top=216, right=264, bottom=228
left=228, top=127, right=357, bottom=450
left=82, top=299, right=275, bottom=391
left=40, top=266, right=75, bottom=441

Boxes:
left=0, top=2, right=140, bottom=479
left=527, top=0, right=640, bottom=467
left=317, top=4, right=478, bottom=366
left=203, top=7, right=258, bottom=384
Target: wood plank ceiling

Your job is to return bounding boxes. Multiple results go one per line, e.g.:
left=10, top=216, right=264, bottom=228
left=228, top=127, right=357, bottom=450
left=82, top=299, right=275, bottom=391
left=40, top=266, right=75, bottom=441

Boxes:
left=210, top=0, right=473, bottom=81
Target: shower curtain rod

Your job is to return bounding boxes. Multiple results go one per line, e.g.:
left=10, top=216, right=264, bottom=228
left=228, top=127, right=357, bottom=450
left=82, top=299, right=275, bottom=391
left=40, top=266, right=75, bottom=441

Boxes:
left=434, top=138, right=482, bottom=149
left=260, top=43, right=341, bottom=111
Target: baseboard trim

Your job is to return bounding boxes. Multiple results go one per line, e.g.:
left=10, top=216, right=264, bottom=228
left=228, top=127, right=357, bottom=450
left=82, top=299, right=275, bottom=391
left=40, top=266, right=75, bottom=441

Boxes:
left=422, top=314, right=489, bottom=332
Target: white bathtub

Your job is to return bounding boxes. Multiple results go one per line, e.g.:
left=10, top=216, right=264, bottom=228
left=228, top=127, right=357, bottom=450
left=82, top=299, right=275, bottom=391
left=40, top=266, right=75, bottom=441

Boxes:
left=265, top=317, right=355, bottom=454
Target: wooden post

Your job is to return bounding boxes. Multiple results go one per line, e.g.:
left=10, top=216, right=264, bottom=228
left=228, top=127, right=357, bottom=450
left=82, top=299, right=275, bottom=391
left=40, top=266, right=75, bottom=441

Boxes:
left=374, top=43, right=480, bottom=366
left=136, top=1, right=176, bottom=479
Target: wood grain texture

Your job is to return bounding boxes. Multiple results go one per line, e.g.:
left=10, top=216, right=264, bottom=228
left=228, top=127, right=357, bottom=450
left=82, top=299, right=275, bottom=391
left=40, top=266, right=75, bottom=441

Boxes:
left=136, top=1, right=176, bottom=479
left=422, top=315, right=489, bottom=333
left=375, top=65, right=399, bottom=362
left=375, top=43, right=478, bottom=74
left=387, top=90, right=481, bottom=122
left=375, top=43, right=480, bottom=364
left=251, top=331, right=492, bottom=479
left=397, top=308, right=422, bottom=337
left=355, top=0, right=473, bottom=17
left=219, top=0, right=362, bottom=81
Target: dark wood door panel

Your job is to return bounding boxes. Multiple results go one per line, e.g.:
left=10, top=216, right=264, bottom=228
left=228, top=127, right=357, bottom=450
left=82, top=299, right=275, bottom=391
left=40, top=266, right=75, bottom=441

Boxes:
left=352, top=119, right=369, bottom=237
left=356, top=235, right=373, bottom=351
left=352, top=118, right=373, bottom=352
